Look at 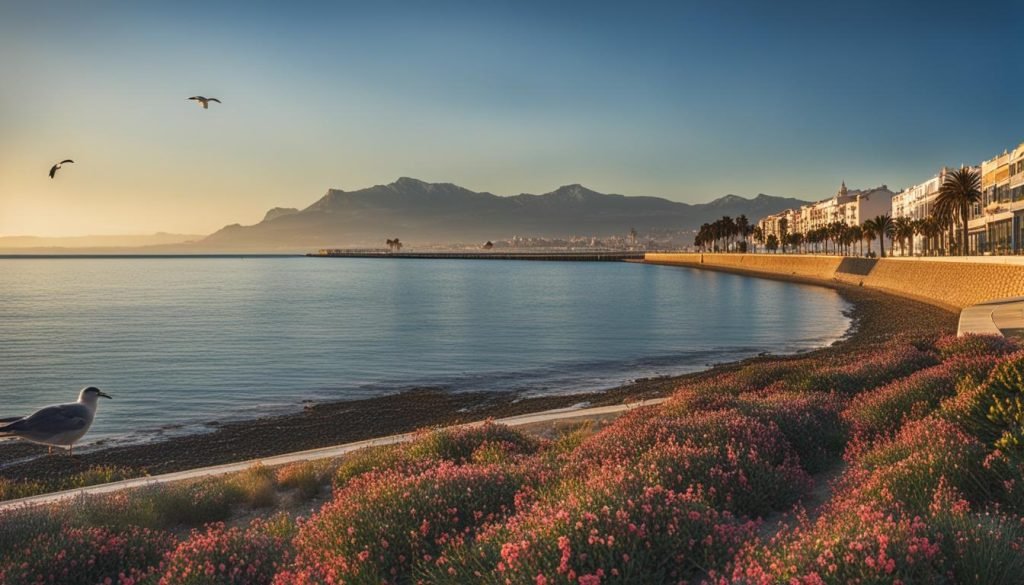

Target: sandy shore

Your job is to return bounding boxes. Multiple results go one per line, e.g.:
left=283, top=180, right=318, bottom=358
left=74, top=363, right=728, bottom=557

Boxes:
left=0, top=278, right=957, bottom=486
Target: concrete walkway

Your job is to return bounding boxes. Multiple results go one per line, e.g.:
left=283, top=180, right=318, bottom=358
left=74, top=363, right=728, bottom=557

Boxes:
left=0, top=398, right=665, bottom=511
left=958, top=296, right=1024, bottom=337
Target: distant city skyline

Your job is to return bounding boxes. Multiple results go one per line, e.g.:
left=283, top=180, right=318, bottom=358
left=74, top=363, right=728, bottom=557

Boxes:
left=1, top=0, right=1020, bottom=236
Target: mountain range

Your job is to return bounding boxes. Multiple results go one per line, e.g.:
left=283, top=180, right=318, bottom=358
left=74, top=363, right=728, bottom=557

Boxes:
left=0, top=232, right=203, bottom=252
left=198, top=178, right=809, bottom=251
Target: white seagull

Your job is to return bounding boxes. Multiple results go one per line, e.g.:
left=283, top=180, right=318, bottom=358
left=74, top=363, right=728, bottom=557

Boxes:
left=188, top=96, right=222, bottom=109
left=0, top=387, right=112, bottom=455
left=49, top=159, right=74, bottom=179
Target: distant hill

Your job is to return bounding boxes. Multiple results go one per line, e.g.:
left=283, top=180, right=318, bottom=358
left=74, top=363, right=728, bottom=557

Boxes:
left=0, top=232, right=202, bottom=251
left=200, top=178, right=809, bottom=251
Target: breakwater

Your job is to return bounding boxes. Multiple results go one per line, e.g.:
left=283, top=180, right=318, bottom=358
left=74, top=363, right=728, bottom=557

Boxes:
left=644, top=253, right=1024, bottom=311
left=308, top=250, right=645, bottom=261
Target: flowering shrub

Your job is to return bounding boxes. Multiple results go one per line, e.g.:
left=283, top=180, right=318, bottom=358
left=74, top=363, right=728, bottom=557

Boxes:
left=334, top=422, right=540, bottom=489
left=332, top=444, right=409, bottom=489
left=158, top=517, right=294, bottom=585
left=404, top=422, right=542, bottom=463
left=844, top=355, right=998, bottom=441
left=424, top=468, right=757, bottom=584
left=789, top=344, right=938, bottom=394
left=940, top=350, right=1024, bottom=454
left=928, top=480, right=1024, bottom=585
left=731, top=478, right=1024, bottom=585
left=0, top=480, right=245, bottom=560
left=283, top=462, right=535, bottom=584
left=736, top=389, right=848, bottom=473
left=545, top=421, right=595, bottom=458
left=842, top=417, right=996, bottom=515
left=635, top=437, right=809, bottom=516
left=662, top=379, right=739, bottom=416
left=935, top=334, right=1018, bottom=360
left=729, top=504, right=947, bottom=584
left=0, top=526, right=175, bottom=585
left=570, top=409, right=797, bottom=474
left=729, top=359, right=810, bottom=392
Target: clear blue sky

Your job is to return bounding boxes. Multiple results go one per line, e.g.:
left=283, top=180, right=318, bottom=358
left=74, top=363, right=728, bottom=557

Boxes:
left=1, top=0, right=1020, bottom=235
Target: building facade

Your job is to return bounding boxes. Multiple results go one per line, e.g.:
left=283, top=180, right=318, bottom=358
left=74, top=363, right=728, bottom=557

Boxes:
left=967, top=142, right=1024, bottom=254
left=891, top=168, right=952, bottom=255
left=757, top=182, right=895, bottom=254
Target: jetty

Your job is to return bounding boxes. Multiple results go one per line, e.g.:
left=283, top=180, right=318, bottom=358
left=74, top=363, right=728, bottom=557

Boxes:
left=308, top=249, right=645, bottom=261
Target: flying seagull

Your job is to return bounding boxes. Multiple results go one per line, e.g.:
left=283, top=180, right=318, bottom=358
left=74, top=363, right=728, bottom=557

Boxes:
left=0, top=387, right=112, bottom=455
left=49, top=159, right=74, bottom=179
left=188, top=96, right=221, bottom=109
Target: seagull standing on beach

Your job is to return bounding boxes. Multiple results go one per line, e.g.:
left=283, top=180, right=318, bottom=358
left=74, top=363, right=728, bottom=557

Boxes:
left=49, top=159, right=73, bottom=179
left=0, top=387, right=112, bottom=455
left=188, top=96, right=221, bottom=109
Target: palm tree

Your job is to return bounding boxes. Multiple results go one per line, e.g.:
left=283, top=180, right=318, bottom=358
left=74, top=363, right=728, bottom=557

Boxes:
left=892, top=216, right=914, bottom=256
left=720, top=216, right=737, bottom=251
left=386, top=238, right=395, bottom=252
left=848, top=225, right=863, bottom=257
left=935, top=166, right=982, bottom=256
left=752, top=226, right=764, bottom=254
left=788, top=232, right=804, bottom=253
left=909, top=219, right=926, bottom=257
left=736, top=215, right=750, bottom=252
left=864, top=214, right=894, bottom=258
left=766, top=234, right=779, bottom=253
left=862, top=222, right=877, bottom=257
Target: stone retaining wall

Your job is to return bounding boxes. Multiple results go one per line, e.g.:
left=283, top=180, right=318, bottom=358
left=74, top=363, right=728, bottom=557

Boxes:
left=644, top=253, right=1024, bottom=310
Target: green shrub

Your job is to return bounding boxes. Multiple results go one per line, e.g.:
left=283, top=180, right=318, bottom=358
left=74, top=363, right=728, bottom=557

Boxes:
left=940, top=350, right=1024, bottom=453
left=276, top=459, right=332, bottom=501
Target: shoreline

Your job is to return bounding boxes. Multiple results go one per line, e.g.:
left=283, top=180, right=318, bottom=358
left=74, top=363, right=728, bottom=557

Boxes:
left=0, top=274, right=957, bottom=486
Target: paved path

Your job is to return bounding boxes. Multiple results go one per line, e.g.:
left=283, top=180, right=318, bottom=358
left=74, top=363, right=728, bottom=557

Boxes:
left=958, top=296, right=1024, bottom=336
left=0, top=398, right=665, bottom=511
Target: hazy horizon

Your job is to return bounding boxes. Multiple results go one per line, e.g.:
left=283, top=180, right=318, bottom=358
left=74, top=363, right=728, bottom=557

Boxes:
left=2, top=0, right=1020, bottom=237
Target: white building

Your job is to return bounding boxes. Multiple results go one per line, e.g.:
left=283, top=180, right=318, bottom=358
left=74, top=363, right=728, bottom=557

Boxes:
left=758, top=182, right=895, bottom=254
left=891, top=169, right=950, bottom=255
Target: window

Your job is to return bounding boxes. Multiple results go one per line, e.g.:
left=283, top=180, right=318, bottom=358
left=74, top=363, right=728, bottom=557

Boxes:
left=989, top=220, right=1012, bottom=255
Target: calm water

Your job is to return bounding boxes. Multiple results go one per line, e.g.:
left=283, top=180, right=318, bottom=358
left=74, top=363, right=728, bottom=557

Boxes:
left=0, top=258, right=850, bottom=446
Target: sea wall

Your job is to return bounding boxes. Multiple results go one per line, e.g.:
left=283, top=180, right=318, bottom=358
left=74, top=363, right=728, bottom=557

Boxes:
left=644, top=253, right=1024, bottom=311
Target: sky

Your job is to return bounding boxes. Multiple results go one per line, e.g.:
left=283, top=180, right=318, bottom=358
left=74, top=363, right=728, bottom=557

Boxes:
left=0, top=0, right=1021, bottom=237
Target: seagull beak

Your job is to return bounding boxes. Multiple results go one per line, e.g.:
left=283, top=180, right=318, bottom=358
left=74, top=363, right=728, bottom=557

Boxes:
left=97, top=391, right=112, bottom=399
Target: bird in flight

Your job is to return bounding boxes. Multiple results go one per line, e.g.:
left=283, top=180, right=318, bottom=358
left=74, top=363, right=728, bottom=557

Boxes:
left=0, top=387, right=112, bottom=455
left=188, top=96, right=222, bottom=109
left=49, top=159, right=74, bottom=179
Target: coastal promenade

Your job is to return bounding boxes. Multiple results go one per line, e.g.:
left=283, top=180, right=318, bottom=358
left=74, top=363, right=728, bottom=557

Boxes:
left=957, top=296, right=1024, bottom=337
left=645, top=253, right=1024, bottom=312
left=0, top=398, right=664, bottom=511
left=308, top=250, right=644, bottom=261
left=645, top=253, right=1024, bottom=338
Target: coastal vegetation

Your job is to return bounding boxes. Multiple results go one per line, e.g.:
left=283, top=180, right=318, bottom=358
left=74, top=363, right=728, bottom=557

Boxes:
left=3, top=333, right=1024, bottom=583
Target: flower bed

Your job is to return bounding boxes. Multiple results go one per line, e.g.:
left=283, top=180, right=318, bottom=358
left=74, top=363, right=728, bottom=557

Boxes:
left=282, top=462, right=536, bottom=584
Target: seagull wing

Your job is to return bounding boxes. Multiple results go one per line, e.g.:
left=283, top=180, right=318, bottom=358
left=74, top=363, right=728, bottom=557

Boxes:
left=7, top=403, right=89, bottom=433
left=0, top=416, right=23, bottom=434
left=49, top=165, right=58, bottom=178
left=208, top=98, right=221, bottom=103
left=188, top=96, right=204, bottom=101
left=60, top=159, right=74, bottom=165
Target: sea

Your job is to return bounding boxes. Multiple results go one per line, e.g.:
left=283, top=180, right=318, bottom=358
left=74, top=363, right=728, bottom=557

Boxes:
left=0, top=257, right=851, bottom=446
